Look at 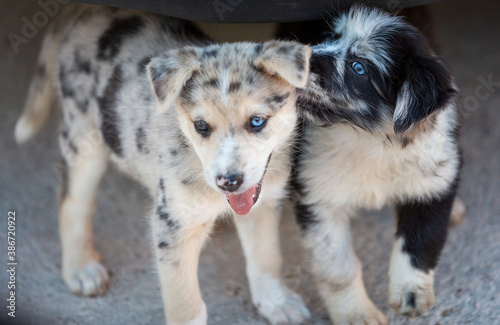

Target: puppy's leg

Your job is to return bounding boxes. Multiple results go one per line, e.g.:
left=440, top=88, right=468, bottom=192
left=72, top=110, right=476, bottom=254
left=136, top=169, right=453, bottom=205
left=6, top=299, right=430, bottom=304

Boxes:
left=58, top=132, right=110, bottom=296
left=449, top=197, right=466, bottom=228
left=298, top=206, right=387, bottom=325
left=152, top=193, right=213, bottom=325
left=389, top=188, right=456, bottom=317
left=234, top=200, right=310, bottom=325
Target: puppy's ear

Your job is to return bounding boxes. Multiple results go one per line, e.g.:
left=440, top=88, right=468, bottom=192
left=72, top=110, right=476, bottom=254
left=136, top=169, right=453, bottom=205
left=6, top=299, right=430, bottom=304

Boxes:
left=253, top=41, right=312, bottom=88
left=147, top=48, right=200, bottom=112
left=393, top=49, right=457, bottom=134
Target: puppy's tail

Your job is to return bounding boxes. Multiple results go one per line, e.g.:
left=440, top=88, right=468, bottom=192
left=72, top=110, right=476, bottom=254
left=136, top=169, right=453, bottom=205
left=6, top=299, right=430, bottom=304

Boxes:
left=14, top=26, right=59, bottom=144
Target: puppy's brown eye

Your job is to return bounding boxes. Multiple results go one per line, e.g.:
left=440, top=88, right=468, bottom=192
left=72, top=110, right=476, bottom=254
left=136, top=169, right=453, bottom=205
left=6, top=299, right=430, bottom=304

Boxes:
left=194, top=120, right=210, bottom=137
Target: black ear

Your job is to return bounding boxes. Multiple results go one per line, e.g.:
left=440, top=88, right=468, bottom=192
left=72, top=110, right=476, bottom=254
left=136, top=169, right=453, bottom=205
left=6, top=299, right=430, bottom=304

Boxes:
left=393, top=52, right=457, bottom=134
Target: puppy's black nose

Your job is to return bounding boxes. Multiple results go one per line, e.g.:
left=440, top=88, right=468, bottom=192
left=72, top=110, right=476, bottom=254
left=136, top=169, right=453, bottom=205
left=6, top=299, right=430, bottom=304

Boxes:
left=216, top=173, right=243, bottom=192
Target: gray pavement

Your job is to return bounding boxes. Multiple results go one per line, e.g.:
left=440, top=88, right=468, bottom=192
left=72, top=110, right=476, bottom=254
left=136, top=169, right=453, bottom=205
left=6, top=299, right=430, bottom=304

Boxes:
left=0, top=0, right=499, bottom=324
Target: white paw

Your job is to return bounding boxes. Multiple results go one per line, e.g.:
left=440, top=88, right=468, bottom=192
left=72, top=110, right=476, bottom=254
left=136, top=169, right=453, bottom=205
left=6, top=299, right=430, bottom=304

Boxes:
left=388, top=238, right=436, bottom=318
left=388, top=282, right=435, bottom=318
left=254, top=286, right=310, bottom=325
left=321, top=281, right=387, bottom=325
left=329, top=302, right=387, bottom=325
left=63, top=261, right=110, bottom=296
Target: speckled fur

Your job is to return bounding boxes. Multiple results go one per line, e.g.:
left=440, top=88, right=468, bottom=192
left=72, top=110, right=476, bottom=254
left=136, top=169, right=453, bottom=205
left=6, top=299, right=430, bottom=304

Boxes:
left=14, top=4, right=312, bottom=324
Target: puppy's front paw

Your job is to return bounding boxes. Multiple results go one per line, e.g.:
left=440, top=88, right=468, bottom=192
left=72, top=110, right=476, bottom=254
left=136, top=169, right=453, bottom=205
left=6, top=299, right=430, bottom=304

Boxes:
left=388, top=278, right=435, bottom=318
left=320, top=280, right=387, bottom=325
left=328, top=301, right=387, bottom=325
left=254, top=286, right=310, bottom=325
left=63, top=260, right=110, bottom=296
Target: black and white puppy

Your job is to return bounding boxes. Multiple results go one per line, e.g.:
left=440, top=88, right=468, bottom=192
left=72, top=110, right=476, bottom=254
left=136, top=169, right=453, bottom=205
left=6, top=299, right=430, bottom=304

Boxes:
left=294, top=6, right=464, bottom=324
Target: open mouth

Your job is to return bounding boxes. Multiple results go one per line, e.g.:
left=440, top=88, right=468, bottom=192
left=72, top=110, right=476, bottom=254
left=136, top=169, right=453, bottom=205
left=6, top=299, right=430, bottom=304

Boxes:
left=225, top=154, right=271, bottom=216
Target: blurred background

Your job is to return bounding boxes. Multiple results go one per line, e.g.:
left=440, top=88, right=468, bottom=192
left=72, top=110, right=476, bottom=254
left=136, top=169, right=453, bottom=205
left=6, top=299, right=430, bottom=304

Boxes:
left=0, top=0, right=499, bottom=324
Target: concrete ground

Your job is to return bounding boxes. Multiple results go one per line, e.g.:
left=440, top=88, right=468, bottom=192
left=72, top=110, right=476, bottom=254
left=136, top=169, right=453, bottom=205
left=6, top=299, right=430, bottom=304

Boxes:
left=0, top=0, right=499, bottom=324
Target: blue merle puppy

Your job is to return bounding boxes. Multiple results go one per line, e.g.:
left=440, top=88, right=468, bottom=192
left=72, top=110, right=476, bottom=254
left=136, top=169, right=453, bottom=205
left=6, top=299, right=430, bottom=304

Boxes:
left=15, top=4, right=312, bottom=324
left=293, top=6, right=465, bottom=324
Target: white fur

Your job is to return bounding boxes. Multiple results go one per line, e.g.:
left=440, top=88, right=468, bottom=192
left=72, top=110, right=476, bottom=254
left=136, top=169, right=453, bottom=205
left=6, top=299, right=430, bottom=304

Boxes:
left=388, top=238, right=435, bottom=317
left=300, top=104, right=459, bottom=212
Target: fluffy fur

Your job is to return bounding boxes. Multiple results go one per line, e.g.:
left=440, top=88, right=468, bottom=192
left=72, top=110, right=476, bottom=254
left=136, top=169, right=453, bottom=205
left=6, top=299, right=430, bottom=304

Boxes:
left=15, top=4, right=312, bottom=324
left=294, top=6, right=464, bottom=324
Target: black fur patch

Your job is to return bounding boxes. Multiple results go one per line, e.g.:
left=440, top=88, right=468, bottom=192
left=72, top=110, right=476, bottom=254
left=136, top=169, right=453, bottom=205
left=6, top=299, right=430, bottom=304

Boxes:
left=58, top=64, right=74, bottom=98
left=266, top=92, right=289, bottom=110
left=159, top=178, right=165, bottom=192
left=300, top=96, right=387, bottom=132
left=277, top=44, right=293, bottom=55
left=254, top=44, right=263, bottom=56
left=406, top=292, right=417, bottom=308
left=203, top=78, right=219, bottom=88
left=228, top=82, right=241, bottom=93
left=291, top=122, right=318, bottom=232
left=59, top=57, right=91, bottom=113
left=74, top=50, right=91, bottom=74
left=98, top=65, right=123, bottom=156
left=149, top=64, right=173, bottom=102
left=97, top=16, right=144, bottom=60
left=245, top=74, right=256, bottom=86
left=395, top=177, right=459, bottom=272
left=156, top=205, right=179, bottom=229
left=158, top=241, right=169, bottom=249
left=295, top=203, right=317, bottom=232
left=137, top=56, right=152, bottom=74
left=390, top=28, right=457, bottom=133
left=156, top=205, right=169, bottom=221
left=159, top=178, right=166, bottom=205
left=202, top=48, right=218, bottom=59
left=135, top=127, right=148, bottom=154
left=294, top=52, right=305, bottom=72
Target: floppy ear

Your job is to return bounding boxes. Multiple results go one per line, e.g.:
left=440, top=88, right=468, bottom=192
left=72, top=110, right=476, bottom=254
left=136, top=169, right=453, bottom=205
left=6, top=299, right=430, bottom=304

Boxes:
left=253, top=41, right=312, bottom=88
left=393, top=52, right=457, bottom=134
left=147, top=48, right=200, bottom=112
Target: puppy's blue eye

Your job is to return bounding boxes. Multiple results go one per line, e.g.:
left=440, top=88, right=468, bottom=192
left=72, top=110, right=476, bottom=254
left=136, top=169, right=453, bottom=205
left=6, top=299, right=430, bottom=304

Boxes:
left=249, top=116, right=267, bottom=130
left=194, top=120, right=210, bottom=135
left=351, top=61, right=366, bottom=75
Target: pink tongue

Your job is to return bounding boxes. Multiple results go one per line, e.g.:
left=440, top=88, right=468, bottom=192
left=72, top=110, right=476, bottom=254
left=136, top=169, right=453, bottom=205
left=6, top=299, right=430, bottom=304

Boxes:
left=226, top=185, right=257, bottom=215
